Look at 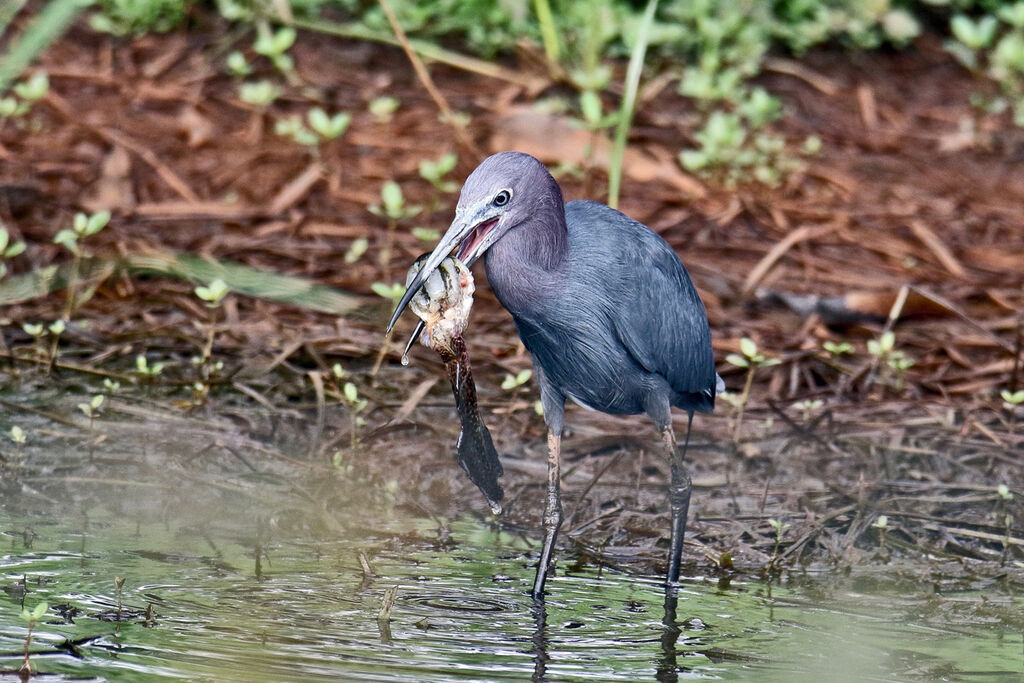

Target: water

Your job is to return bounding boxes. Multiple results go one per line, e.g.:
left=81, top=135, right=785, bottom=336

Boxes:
left=0, top=402, right=1022, bottom=681
left=2, top=501, right=1022, bottom=681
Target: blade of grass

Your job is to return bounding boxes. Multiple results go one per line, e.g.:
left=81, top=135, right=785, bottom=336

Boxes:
left=607, top=0, right=658, bottom=210
left=0, top=251, right=370, bottom=315
left=533, top=0, right=560, bottom=66
left=0, top=0, right=82, bottom=95
left=0, top=0, right=28, bottom=42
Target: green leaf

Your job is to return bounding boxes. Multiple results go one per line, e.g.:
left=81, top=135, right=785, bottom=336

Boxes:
left=369, top=96, right=399, bottom=121
left=725, top=353, right=749, bottom=368
left=344, top=237, right=368, bottom=264
left=343, top=382, right=359, bottom=404
left=13, top=72, right=49, bottom=101
left=53, top=229, right=78, bottom=253
left=515, top=369, right=532, bottom=385
left=580, top=90, right=603, bottom=126
left=411, top=227, right=440, bottom=242
left=500, top=374, right=517, bottom=390
left=4, top=240, right=25, bottom=258
left=740, top=337, right=758, bottom=358
left=90, top=394, right=104, bottom=409
left=85, top=210, right=110, bottom=236
left=380, top=181, right=404, bottom=216
left=48, top=319, right=65, bottom=335
left=10, top=425, right=25, bottom=444
left=31, top=601, right=47, bottom=619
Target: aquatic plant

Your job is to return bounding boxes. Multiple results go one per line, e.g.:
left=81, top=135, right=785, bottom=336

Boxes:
left=369, top=182, right=421, bottom=268
left=53, top=210, right=110, bottom=321
left=19, top=601, right=47, bottom=675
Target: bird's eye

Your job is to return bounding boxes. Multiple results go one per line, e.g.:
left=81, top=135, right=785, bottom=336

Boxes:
left=493, top=190, right=511, bottom=207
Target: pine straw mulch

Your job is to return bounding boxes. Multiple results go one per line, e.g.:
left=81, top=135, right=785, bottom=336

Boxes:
left=0, top=16, right=1022, bottom=580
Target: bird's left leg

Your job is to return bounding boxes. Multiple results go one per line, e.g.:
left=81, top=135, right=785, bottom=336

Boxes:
left=665, top=412, right=694, bottom=589
left=533, top=428, right=562, bottom=599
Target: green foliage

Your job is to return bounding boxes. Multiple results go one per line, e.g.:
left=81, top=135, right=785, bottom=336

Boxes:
left=369, top=181, right=421, bottom=221
left=254, top=25, right=297, bottom=73
left=344, top=237, right=368, bottom=263
left=239, top=80, right=280, bottom=107
left=418, top=152, right=458, bottom=192
left=225, top=51, right=252, bottom=77
left=500, top=369, right=532, bottom=391
left=371, top=281, right=405, bottom=304
left=822, top=340, right=853, bottom=356
left=726, top=336, right=781, bottom=370
left=135, top=353, right=165, bottom=377
left=195, top=278, right=229, bottom=306
left=89, top=0, right=188, bottom=35
left=0, top=71, right=48, bottom=121
left=0, top=227, right=26, bottom=278
left=10, top=425, right=26, bottom=444
left=369, top=96, right=399, bottom=122
left=948, top=3, right=1024, bottom=125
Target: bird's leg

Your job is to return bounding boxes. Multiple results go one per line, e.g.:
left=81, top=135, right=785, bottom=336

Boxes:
left=665, top=412, right=694, bottom=588
left=532, top=428, right=562, bottom=600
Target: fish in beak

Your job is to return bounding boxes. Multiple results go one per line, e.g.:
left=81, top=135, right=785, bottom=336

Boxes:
left=386, top=202, right=503, bottom=336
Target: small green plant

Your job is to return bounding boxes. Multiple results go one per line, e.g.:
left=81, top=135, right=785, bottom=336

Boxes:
left=0, top=227, right=26, bottom=278
left=344, top=237, right=369, bottom=264
left=225, top=51, right=252, bottom=78
left=767, top=518, right=790, bottom=569
left=725, top=337, right=780, bottom=442
left=1001, top=389, right=1024, bottom=433
left=10, top=426, right=26, bottom=445
left=19, top=601, right=47, bottom=675
left=867, top=331, right=914, bottom=389
left=371, top=281, right=406, bottom=308
left=103, top=378, right=121, bottom=394
left=822, top=340, right=853, bottom=357
left=369, top=96, right=399, bottom=123
left=78, top=393, right=104, bottom=421
left=21, top=322, right=47, bottom=361
left=418, top=152, right=458, bottom=193
left=135, top=354, right=165, bottom=379
left=45, top=319, right=66, bottom=368
left=501, top=369, right=532, bottom=391
left=89, top=0, right=186, bottom=35
left=239, top=80, right=280, bottom=108
left=948, top=7, right=1024, bottom=126
left=53, top=210, right=110, bottom=320
left=369, top=182, right=421, bottom=268
left=343, top=381, right=368, bottom=450
left=791, top=398, right=822, bottom=422
left=308, top=108, right=351, bottom=140
left=1, top=72, right=49, bottom=122
left=411, top=227, right=441, bottom=242
left=253, top=26, right=297, bottom=75
left=195, top=278, right=228, bottom=360
left=872, top=514, right=889, bottom=550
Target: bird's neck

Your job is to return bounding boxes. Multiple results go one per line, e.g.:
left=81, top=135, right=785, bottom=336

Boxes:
left=484, top=207, right=568, bottom=313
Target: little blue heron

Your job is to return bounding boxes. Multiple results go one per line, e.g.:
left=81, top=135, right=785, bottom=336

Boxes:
left=388, top=151, right=720, bottom=598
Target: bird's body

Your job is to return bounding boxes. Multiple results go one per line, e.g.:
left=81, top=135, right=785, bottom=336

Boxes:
left=389, top=151, right=718, bottom=599
left=486, top=199, right=716, bottom=423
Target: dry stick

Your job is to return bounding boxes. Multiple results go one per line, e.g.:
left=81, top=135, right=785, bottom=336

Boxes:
left=375, top=0, right=482, bottom=162
left=862, top=284, right=910, bottom=392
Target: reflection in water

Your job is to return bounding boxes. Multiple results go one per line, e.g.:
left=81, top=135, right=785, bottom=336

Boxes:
left=530, top=601, right=549, bottom=683
left=656, top=591, right=681, bottom=683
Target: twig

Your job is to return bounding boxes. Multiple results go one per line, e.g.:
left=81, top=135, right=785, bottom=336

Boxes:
left=375, top=0, right=482, bottom=161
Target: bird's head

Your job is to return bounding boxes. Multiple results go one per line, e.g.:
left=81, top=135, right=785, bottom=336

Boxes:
left=387, top=152, right=556, bottom=334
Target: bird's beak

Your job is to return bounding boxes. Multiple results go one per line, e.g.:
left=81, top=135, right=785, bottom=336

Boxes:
left=386, top=202, right=501, bottom=335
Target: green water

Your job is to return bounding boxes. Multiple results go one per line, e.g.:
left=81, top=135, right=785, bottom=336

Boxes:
left=2, top=500, right=1022, bottom=681
left=0, top=397, right=1022, bottom=681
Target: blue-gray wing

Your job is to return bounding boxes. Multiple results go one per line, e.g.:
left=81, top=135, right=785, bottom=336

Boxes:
left=609, top=226, right=717, bottom=411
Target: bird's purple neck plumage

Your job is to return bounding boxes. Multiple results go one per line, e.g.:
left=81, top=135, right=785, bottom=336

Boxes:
left=483, top=174, right=568, bottom=313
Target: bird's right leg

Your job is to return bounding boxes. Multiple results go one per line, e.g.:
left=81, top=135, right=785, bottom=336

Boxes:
left=533, top=375, right=564, bottom=600
left=665, top=412, right=694, bottom=588
left=533, top=428, right=562, bottom=600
